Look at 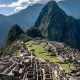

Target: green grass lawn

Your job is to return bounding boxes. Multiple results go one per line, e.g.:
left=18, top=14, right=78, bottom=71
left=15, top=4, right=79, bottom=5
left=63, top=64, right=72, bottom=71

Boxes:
left=25, top=42, right=75, bottom=73
left=28, top=44, right=61, bottom=62
left=59, top=63, right=75, bottom=73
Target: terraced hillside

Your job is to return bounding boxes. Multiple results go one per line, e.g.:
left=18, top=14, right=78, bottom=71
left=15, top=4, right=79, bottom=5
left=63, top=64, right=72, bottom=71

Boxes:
left=0, top=40, right=80, bottom=80
left=25, top=40, right=75, bottom=73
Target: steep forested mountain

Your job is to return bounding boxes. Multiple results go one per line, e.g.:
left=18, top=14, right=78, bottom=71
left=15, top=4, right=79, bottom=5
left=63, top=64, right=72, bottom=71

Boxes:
left=7, top=24, right=24, bottom=45
left=1, top=0, right=80, bottom=48
left=27, top=1, right=80, bottom=50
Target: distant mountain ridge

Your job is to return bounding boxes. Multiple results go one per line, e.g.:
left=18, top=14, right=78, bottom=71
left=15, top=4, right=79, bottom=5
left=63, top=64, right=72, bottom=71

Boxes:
left=0, top=0, right=80, bottom=48
left=27, top=1, right=80, bottom=50
left=0, top=4, right=44, bottom=48
left=8, top=4, right=44, bottom=30
left=58, top=0, right=80, bottom=18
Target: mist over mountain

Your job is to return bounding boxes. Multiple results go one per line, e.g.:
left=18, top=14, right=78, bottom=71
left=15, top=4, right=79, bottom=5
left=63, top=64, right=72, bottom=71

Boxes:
left=0, top=0, right=80, bottom=48
left=0, top=4, right=44, bottom=48
left=58, top=0, right=80, bottom=18
left=27, top=1, right=80, bottom=50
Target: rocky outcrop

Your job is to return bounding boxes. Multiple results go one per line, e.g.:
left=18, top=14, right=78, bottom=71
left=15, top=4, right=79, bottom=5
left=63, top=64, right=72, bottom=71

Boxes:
left=27, top=1, right=80, bottom=50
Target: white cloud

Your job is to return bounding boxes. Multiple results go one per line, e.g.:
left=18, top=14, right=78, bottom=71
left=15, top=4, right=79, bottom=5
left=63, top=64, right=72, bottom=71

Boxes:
left=0, top=0, right=63, bottom=12
left=0, top=4, right=6, bottom=7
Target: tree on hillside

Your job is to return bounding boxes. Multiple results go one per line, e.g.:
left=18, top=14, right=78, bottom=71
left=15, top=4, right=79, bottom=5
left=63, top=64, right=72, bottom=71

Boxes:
left=7, top=24, right=24, bottom=45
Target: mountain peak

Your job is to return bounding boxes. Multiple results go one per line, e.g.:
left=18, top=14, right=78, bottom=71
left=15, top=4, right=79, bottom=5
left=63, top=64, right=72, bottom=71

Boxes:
left=34, top=0, right=67, bottom=29
left=7, top=24, right=24, bottom=45
left=47, top=0, right=58, bottom=6
left=44, top=0, right=60, bottom=11
left=27, top=0, right=80, bottom=50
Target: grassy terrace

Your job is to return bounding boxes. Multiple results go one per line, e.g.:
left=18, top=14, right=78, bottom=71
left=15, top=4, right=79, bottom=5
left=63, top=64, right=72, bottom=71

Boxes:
left=59, top=63, right=74, bottom=73
left=29, top=44, right=61, bottom=62
left=25, top=42, right=74, bottom=73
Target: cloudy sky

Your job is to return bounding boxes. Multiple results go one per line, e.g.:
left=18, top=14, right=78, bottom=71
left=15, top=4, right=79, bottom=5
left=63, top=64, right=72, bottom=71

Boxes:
left=0, top=0, right=63, bottom=15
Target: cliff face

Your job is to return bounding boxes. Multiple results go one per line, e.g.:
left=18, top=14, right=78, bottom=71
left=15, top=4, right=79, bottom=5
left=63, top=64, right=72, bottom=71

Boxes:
left=27, top=1, right=80, bottom=50
left=7, top=24, right=24, bottom=45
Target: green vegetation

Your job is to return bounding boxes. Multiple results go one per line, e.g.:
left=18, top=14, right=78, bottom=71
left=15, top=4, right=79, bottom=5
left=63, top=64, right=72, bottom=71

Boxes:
left=59, top=63, right=74, bottom=73
left=27, top=0, right=80, bottom=51
left=1, top=24, right=32, bottom=56
left=26, top=42, right=60, bottom=62
left=7, top=24, right=24, bottom=46
left=25, top=41, right=75, bottom=73
left=2, top=41, right=19, bottom=56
